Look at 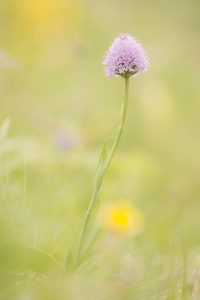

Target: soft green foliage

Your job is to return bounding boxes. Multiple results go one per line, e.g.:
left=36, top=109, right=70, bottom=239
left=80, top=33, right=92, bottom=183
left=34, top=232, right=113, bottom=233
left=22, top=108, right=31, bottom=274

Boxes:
left=0, top=0, right=200, bottom=299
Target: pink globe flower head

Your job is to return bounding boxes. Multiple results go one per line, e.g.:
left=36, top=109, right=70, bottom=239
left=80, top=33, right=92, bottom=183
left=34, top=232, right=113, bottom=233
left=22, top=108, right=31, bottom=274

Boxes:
left=103, top=33, right=148, bottom=78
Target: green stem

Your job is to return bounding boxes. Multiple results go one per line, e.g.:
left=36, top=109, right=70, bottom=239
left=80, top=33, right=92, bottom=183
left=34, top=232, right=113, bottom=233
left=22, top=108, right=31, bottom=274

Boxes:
left=103, top=76, right=129, bottom=174
left=75, top=77, right=130, bottom=264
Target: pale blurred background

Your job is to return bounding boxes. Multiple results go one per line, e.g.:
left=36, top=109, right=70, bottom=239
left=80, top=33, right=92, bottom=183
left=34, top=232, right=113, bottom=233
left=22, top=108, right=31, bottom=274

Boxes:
left=0, top=0, right=200, bottom=299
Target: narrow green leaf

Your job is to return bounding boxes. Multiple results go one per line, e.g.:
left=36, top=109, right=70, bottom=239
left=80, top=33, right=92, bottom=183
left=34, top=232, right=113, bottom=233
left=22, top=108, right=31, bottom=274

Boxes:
left=95, top=142, right=107, bottom=186
left=81, top=223, right=99, bottom=259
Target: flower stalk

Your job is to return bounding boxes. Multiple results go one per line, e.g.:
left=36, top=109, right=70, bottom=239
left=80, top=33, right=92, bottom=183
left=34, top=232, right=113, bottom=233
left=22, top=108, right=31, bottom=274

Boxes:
left=75, top=76, right=130, bottom=264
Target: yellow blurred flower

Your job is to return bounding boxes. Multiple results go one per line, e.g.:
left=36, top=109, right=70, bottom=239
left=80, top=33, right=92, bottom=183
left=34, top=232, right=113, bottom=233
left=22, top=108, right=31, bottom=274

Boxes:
left=11, top=0, right=81, bottom=36
left=99, top=201, right=145, bottom=236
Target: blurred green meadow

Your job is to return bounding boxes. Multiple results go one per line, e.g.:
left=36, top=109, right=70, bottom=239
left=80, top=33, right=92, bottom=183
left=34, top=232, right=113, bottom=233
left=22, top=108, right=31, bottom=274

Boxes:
left=0, top=0, right=200, bottom=299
